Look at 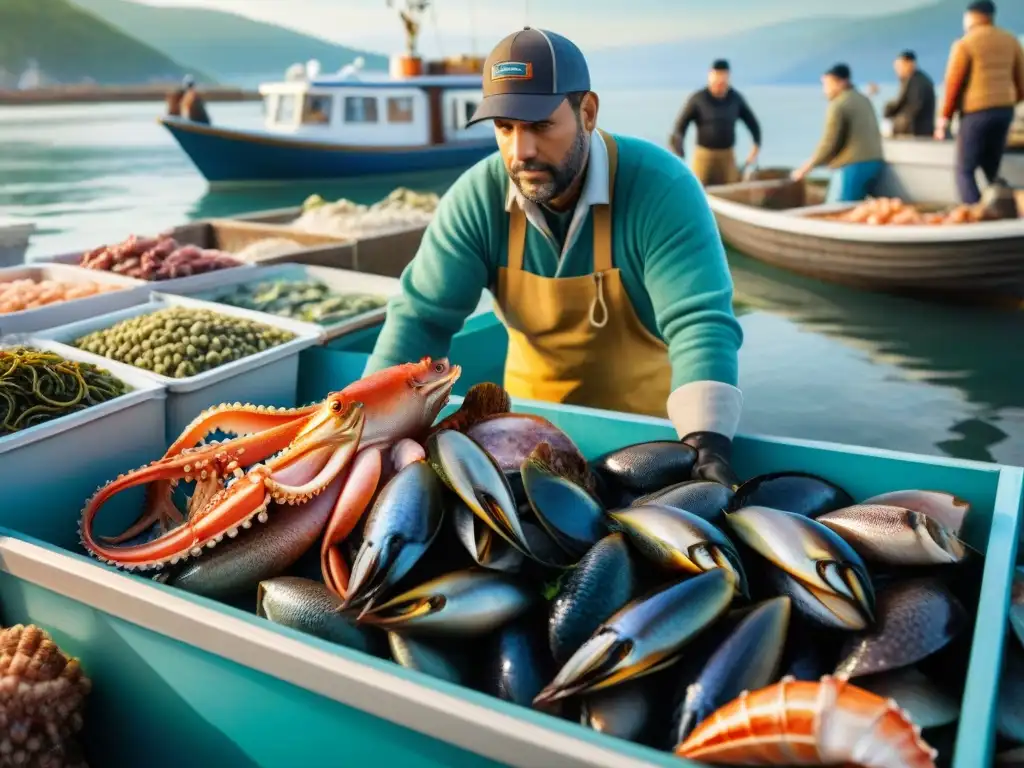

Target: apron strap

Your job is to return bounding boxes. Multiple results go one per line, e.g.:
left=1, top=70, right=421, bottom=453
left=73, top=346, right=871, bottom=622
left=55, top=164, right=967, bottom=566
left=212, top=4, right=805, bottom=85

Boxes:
left=507, top=199, right=527, bottom=273
left=592, top=130, right=619, bottom=274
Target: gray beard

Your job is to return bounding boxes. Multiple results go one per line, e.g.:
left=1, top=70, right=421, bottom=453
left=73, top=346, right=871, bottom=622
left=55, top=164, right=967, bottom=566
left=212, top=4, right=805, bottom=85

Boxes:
left=511, top=124, right=589, bottom=205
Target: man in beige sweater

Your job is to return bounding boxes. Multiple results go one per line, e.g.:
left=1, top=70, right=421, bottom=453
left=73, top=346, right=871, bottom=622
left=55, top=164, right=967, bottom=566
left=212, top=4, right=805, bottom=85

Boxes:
left=937, top=1, right=1024, bottom=203
left=792, top=63, right=884, bottom=203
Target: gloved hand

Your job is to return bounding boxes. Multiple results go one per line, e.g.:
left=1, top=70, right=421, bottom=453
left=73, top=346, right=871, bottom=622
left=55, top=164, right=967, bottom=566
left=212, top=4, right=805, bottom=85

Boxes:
left=682, top=431, right=740, bottom=490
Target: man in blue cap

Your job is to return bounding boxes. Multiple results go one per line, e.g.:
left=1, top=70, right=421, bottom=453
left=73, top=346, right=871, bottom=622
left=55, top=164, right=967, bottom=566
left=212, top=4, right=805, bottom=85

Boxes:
left=365, top=28, right=745, bottom=486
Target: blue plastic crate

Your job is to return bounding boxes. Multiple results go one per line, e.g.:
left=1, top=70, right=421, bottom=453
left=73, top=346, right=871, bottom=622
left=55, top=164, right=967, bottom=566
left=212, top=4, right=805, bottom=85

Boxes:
left=0, top=391, right=1018, bottom=768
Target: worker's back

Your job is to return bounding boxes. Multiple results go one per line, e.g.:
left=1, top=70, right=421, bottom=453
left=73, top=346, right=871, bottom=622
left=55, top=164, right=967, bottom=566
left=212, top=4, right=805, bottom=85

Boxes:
left=956, top=24, right=1024, bottom=113
left=830, top=89, right=884, bottom=167
left=180, top=89, right=211, bottom=124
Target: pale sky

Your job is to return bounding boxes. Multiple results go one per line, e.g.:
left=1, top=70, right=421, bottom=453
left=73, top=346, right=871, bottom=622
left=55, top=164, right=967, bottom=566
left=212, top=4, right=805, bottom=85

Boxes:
left=136, top=0, right=937, bottom=58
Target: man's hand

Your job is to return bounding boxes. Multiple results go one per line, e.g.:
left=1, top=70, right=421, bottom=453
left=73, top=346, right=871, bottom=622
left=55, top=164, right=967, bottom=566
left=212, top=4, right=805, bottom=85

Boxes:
left=934, top=118, right=950, bottom=140
left=745, top=145, right=760, bottom=167
left=669, top=133, right=684, bottom=158
left=790, top=162, right=811, bottom=181
left=682, top=431, right=740, bottom=490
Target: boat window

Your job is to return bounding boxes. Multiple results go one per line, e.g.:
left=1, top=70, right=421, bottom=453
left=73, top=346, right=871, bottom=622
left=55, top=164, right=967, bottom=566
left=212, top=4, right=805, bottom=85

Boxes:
left=302, top=94, right=333, bottom=125
left=276, top=94, right=297, bottom=124
left=344, top=96, right=379, bottom=123
left=451, top=99, right=479, bottom=129
left=387, top=96, right=414, bottom=124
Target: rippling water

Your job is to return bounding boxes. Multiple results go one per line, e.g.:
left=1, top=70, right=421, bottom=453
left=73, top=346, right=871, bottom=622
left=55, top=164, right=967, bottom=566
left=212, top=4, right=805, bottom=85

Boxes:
left=1, top=85, right=1022, bottom=466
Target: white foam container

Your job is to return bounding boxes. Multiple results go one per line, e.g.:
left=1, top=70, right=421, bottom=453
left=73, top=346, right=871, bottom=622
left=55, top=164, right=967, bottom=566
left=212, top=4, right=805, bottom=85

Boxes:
left=158, top=262, right=403, bottom=342
left=29, top=294, right=322, bottom=442
left=42, top=249, right=258, bottom=294
left=0, top=339, right=167, bottom=549
left=0, top=263, right=152, bottom=336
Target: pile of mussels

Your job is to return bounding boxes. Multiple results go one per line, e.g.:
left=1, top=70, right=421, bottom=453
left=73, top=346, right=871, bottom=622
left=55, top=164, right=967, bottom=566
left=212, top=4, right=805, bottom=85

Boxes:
left=188, top=387, right=981, bottom=766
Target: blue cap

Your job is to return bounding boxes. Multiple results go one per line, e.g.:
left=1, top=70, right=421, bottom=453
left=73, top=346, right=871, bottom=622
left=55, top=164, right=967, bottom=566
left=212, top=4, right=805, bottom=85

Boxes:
left=468, top=28, right=591, bottom=125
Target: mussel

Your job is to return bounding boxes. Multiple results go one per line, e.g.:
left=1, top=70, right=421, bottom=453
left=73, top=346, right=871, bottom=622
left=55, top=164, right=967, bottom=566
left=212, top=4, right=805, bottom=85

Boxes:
left=632, top=480, right=735, bottom=526
left=592, top=441, right=698, bottom=506
left=729, top=472, right=854, bottom=518
left=816, top=504, right=966, bottom=566
left=388, top=633, right=470, bottom=686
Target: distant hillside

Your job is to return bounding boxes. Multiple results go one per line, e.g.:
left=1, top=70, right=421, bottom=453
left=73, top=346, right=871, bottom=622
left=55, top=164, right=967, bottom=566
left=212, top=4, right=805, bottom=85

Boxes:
left=0, top=0, right=202, bottom=87
left=69, top=0, right=389, bottom=81
left=590, top=0, right=1024, bottom=87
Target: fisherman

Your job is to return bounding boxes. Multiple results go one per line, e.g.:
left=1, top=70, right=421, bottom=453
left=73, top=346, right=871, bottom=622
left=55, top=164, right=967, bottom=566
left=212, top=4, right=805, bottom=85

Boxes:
left=792, top=64, right=884, bottom=203
left=937, top=0, right=1024, bottom=204
left=365, top=28, right=744, bottom=487
left=165, top=86, right=185, bottom=117
left=179, top=75, right=211, bottom=125
left=883, top=50, right=936, bottom=137
left=670, top=59, right=762, bottom=186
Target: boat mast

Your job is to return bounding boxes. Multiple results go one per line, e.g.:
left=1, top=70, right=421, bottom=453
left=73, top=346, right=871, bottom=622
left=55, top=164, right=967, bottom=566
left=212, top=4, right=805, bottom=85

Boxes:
left=386, top=0, right=431, bottom=58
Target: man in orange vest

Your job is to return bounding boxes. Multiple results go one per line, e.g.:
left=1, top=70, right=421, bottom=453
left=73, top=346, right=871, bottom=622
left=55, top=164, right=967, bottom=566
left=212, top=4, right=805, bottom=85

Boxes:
left=366, top=28, right=745, bottom=486
left=937, top=0, right=1024, bottom=202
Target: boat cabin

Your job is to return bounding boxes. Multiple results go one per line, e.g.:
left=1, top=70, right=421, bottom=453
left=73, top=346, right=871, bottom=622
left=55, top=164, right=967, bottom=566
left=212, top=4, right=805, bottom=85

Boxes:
left=258, top=73, right=492, bottom=148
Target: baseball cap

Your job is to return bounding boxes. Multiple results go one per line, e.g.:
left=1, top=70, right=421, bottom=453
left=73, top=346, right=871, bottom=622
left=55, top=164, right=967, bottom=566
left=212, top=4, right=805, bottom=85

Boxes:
left=468, top=27, right=591, bottom=126
left=898, top=50, right=916, bottom=61
left=711, top=59, right=730, bottom=71
left=966, top=0, right=995, bottom=16
left=824, top=63, right=851, bottom=80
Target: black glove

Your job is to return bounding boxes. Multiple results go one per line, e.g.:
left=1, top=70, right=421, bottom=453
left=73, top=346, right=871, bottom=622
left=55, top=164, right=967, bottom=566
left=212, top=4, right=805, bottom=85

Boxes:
left=682, top=431, right=740, bottom=490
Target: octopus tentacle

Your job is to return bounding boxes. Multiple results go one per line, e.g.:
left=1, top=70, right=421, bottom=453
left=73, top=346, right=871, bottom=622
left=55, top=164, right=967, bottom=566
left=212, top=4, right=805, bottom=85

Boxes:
left=321, top=447, right=383, bottom=600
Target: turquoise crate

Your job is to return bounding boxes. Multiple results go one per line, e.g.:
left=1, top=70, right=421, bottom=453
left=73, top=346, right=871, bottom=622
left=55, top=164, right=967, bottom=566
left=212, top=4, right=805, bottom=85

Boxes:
left=0, top=396, right=1018, bottom=767
left=301, top=310, right=508, bottom=403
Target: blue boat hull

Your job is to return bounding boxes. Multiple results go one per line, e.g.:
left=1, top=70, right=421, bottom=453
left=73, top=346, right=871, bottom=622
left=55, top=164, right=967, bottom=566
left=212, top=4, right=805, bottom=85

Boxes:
left=159, top=117, right=497, bottom=184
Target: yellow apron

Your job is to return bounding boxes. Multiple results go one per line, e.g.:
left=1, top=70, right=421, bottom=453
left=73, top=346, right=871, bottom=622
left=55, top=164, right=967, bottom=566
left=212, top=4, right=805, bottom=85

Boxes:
left=494, top=131, right=672, bottom=418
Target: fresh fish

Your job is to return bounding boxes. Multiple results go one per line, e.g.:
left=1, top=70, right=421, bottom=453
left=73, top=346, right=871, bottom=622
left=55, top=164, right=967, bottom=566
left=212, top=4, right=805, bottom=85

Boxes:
left=729, top=472, right=854, bottom=518
left=388, top=632, right=469, bottom=686
left=433, top=382, right=511, bottom=433
left=835, top=578, right=968, bottom=678
left=609, top=503, right=747, bottom=596
left=1010, top=566, right=1024, bottom=652
left=675, top=596, right=791, bottom=745
left=816, top=504, right=966, bottom=566
left=549, top=533, right=637, bottom=665
left=486, top=617, right=553, bottom=707
left=449, top=493, right=525, bottom=573
left=857, top=667, right=959, bottom=730
left=359, top=569, right=536, bottom=637
left=256, top=577, right=386, bottom=657
left=465, top=413, right=586, bottom=479
left=521, top=442, right=607, bottom=558
left=997, top=641, right=1024, bottom=743
left=167, top=473, right=344, bottom=599
left=725, top=505, right=875, bottom=630
left=534, top=569, right=735, bottom=705
left=426, top=429, right=533, bottom=558
left=344, top=460, right=446, bottom=612
left=632, top=481, right=735, bottom=526
left=861, top=489, right=970, bottom=534
left=592, top=441, right=698, bottom=504
left=581, top=677, right=656, bottom=743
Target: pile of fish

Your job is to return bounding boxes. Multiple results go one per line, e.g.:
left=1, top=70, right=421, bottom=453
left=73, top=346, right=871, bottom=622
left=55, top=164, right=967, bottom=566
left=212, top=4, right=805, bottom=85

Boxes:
left=76, top=234, right=243, bottom=281
left=144, top=384, right=979, bottom=767
left=821, top=196, right=1013, bottom=226
left=994, top=568, right=1024, bottom=764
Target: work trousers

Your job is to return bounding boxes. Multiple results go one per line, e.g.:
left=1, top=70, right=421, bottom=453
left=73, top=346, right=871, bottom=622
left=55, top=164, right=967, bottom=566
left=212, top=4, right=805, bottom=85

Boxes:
left=956, top=106, right=1014, bottom=204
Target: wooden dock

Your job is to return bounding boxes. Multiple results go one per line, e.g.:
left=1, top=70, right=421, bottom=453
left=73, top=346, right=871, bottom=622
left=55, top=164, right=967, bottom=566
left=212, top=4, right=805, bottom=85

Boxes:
left=0, top=85, right=261, bottom=106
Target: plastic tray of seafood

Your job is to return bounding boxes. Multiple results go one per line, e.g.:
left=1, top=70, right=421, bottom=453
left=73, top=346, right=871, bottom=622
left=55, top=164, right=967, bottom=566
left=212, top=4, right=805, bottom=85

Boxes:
left=156, top=262, right=403, bottom=342
left=0, top=340, right=166, bottom=548
left=1, top=366, right=1019, bottom=768
left=0, top=262, right=151, bottom=336
left=28, top=294, right=321, bottom=442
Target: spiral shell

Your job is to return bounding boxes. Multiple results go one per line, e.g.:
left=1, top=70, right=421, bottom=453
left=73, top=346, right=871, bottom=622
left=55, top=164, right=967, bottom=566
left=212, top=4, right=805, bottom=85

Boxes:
left=0, top=625, right=92, bottom=768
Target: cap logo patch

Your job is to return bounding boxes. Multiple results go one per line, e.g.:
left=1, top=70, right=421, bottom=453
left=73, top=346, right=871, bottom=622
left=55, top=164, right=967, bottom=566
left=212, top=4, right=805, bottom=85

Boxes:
left=491, top=61, right=533, bottom=81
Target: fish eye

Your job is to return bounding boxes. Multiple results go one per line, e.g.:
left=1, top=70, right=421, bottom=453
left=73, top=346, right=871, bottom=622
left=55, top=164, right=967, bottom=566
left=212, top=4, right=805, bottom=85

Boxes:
left=434, top=361, right=446, bottom=374
left=330, top=400, right=342, bottom=413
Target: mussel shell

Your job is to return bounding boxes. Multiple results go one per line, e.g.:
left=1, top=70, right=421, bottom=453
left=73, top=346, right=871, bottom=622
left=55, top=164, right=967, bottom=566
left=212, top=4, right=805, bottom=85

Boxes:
left=522, top=458, right=607, bottom=558
left=581, top=677, right=656, bottom=743
left=466, top=414, right=584, bottom=474
left=836, top=577, right=968, bottom=678
left=768, top=567, right=869, bottom=631
left=592, top=441, right=698, bottom=503
left=856, top=667, right=960, bottom=730
left=728, top=472, right=854, bottom=518
left=449, top=493, right=525, bottom=573
left=487, top=615, right=554, bottom=706
left=388, top=633, right=471, bottom=686
left=549, top=533, right=637, bottom=665
left=632, top=481, right=735, bottom=526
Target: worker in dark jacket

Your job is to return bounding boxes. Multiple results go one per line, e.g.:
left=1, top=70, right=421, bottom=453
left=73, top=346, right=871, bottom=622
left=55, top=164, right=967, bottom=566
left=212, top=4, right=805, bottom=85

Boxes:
left=883, top=50, right=936, bottom=137
left=670, top=59, right=762, bottom=186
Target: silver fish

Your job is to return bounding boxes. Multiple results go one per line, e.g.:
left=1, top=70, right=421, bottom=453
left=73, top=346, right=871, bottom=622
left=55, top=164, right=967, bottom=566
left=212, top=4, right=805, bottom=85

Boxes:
left=835, top=578, right=967, bottom=678
left=725, top=505, right=875, bottom=630
left=388, top=633, right=468, bottom=686
left=167, top=473, right=342, bottom=599
left=426, top=429, right=532, bottom=558
left=861, top=489, right=970, bottom=534
left=344, top=460, right=445, bottom=613
left=816, top=504, right=965, bottom=565
left=256, top=577, right=384, bottom=656
left=610, top=503, right=747, bottom=596
left=857, top=667, right=959, bottom=730
left=534, top=569, right=735, bottom=705
left=358, top=569, right=536, bottom=637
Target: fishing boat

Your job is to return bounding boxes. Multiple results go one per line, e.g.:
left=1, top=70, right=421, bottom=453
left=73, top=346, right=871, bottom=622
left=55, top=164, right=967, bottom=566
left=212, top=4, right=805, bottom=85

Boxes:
left=0, top=222, right=34, bottom=268
left=705, top=177, right=1024, bottom=302
left=881, top=136, right=1024, bottom=203
left=160, top=2, right=495, bottom=185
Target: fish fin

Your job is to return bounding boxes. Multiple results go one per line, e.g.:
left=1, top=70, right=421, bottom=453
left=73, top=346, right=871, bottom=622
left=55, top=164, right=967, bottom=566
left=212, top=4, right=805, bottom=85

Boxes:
left=434, top=383, right=511, bottom=433
left=675, top=683, right=702, bottom=746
